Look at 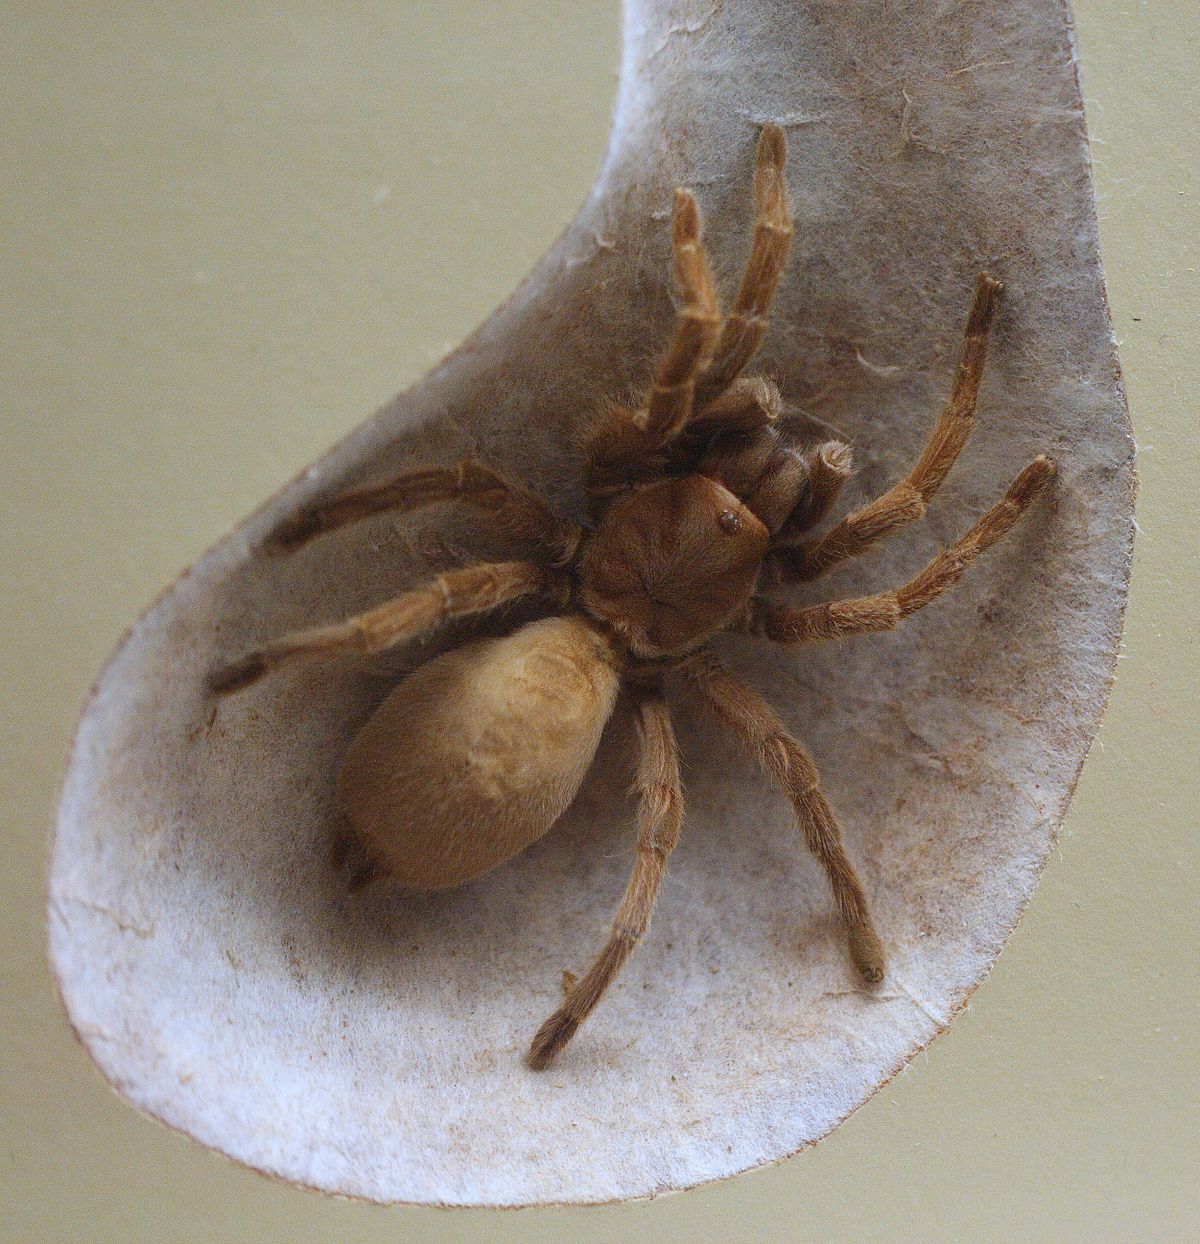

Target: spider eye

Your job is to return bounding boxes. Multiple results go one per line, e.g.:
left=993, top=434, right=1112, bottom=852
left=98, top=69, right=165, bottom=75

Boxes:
left=718, top=509, right=742, bottom=535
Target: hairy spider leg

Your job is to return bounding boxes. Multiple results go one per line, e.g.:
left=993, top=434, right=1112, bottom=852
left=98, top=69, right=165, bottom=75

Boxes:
left=695, top=122, right=794, bottom=408
left=585, top=189, right=721, bottom=503
left=747, top=455, right=1056, bottom=643
left=266, top=461, right=581, bottom=566
left=681, top=654, right=885, bottom=983
left=770, top=273, right=1006, bottom=582
left=587, top=125, right=798, bottom=509
left=209, top=561, right=565, bottom=695
left=642, top=190, right=723, bottom=442
left=527, top=689, right=683, bottom=1068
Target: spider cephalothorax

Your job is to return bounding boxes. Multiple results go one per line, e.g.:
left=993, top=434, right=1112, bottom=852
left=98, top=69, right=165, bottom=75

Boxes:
left=211, top=125, right=1055, bottom=1069
left=580, top=474, right=770, bottom=656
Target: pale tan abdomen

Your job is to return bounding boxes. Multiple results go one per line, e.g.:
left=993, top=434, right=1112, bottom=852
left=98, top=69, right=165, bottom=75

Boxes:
left=337, top=616, right=620, bottom=890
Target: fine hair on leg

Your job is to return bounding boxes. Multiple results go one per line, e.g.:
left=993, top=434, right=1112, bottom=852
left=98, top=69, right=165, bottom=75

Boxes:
left=746, top=456, right=1056, bottom=644
left=586, top=124, right=791, bottom=500
left=771, top=272, right=1005, bottom=582
left=695, top=122, right=793, bottom=407
left=679, top=654, right=884, bottom=983
left=585, top=191, right=720, bottom=500
left=265, top=460, right=581, bottom=566
left=209, top=560, right=564, bottom=695
left=642, top=190, right=722, bottom=441
left=527, top=688, right=684, bottom=1069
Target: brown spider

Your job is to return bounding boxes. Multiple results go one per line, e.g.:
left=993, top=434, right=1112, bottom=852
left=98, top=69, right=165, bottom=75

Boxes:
left=210, top=125, right=1055, bottom=1069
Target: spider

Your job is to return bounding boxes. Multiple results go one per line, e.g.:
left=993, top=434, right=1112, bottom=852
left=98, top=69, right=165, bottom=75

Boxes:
left=210, top=124, right=1055, bottom=1069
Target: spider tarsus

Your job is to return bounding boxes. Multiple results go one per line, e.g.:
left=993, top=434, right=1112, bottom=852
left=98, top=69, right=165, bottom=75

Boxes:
left=847, top=922, right=886, bottom=986
left=208, top=653, right=267, bottom=696
left=526, top=1014, right=579, bottom=1071
left=1014, top=454, right=1058, bottom=500
left=966, top=271, right=1005, bottom=335
left=672, top=187, right=701, bottom=242
left=758, top=120, right=787, bottom=170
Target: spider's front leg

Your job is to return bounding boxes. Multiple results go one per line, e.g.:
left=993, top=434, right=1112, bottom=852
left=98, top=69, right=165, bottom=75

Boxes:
left=745, top=455, right=1056, bottom=645
left=265, top=460, right=580, bottom=567
left=586, top=124, right=795, bottom=506
left=585, top=189, right=720, bottom=505
left=694, top=121, right=793, bottom=408
left=768, top=273, right=1006, bottom=583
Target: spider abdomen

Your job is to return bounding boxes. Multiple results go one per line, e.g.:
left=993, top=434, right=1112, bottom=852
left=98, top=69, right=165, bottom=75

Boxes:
left=337, top=615, right=620, bottom=890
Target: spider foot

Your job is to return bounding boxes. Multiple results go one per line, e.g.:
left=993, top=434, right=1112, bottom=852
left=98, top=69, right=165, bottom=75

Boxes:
left=847, top=921, right=886, bottom=985
left=526, top=1010, right=579, bottom=1071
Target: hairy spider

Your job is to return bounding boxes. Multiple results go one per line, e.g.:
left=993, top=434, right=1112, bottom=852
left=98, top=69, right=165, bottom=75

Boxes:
left=210, top=125, right=1055, bottom=1069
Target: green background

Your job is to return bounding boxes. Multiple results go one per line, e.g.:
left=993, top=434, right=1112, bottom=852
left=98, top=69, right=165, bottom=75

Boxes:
left=2, top=3, right=1195, bottom=1239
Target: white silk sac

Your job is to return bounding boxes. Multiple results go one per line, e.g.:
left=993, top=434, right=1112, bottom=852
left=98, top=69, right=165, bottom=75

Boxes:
left=50, top=0, right=1133, bottom=1208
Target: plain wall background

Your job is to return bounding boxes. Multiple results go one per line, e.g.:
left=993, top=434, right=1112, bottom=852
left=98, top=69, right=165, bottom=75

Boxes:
left=2, top=2, right=1195, bottom=1240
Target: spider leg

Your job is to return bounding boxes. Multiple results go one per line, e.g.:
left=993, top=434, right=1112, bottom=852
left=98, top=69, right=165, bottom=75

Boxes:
left=642, top=190, right=723, bottom=441
left=694, top=123, right=793, bottom=408
left=768, top=273, right=1004, bottom=582
left=209, top=560, right=564, bottom=695
left=585, top=126, right=793, bottom=503
left=266, top=461, right=581, bottom=566
left=745, top=456, right=1056, bottom=644
left=527, top=688, right=683, bottom=1069
left=680, top=654, right=884, bottom=983
left=585, top=189, right=720, bottom=502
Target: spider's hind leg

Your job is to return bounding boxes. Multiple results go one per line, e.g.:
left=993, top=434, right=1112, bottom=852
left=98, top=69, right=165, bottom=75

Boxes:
left=527, top=688, right=684, bottom=1068
left=681, top=654, right=885, bottom=985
